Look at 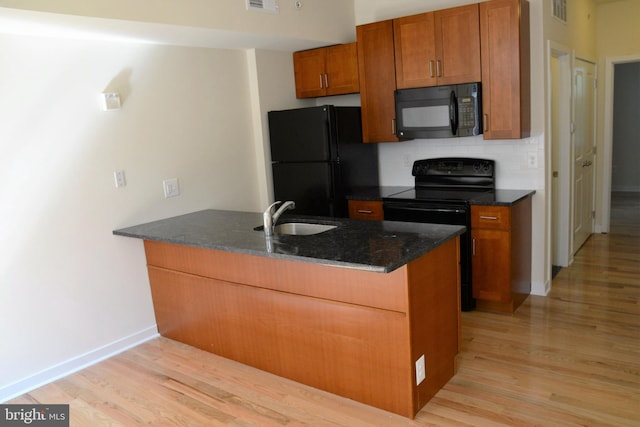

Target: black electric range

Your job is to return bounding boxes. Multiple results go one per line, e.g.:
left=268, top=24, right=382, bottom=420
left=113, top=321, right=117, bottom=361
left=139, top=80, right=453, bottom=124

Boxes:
left=383, top=158, right=496, bottom=311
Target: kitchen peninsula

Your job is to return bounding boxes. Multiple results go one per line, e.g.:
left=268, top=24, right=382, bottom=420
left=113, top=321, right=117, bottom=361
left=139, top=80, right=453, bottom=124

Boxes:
left=114, top=209, right=465, bottom=418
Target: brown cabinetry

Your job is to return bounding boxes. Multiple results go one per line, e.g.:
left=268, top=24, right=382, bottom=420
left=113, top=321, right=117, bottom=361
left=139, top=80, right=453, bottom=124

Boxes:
left=348, top=200, right=384, bottom=220
left=356, top=20, right=399, bottom=143
left=471, top=196, right=532, bottom=313
left=293, top=42, right=359, bottom=98
left=394, top=4, right=481, bottom=89
left=142, top=237, right=461, bottom=419
left=480, top=0, right=530, bottom=139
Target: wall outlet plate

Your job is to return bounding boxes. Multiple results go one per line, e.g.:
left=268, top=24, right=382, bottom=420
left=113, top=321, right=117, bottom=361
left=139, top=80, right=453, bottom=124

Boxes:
left=415, top=355, right=426, bottom=385
left=114, top=170, right=126, bottom=188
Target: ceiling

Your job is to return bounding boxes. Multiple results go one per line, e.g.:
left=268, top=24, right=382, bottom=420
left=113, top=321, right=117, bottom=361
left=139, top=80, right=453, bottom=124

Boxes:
left=0, top=7, right=325, bottom=52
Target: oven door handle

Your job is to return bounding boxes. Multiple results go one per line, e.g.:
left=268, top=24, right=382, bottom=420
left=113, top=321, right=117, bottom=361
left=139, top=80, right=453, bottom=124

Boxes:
left=385, top=205, right=466, bottom=215
left=450, top=90, right=458, bottom=136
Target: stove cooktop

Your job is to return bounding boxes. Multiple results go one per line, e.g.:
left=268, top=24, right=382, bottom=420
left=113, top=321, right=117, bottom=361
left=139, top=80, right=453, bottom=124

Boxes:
left=384, top=187, right=496, bottom=204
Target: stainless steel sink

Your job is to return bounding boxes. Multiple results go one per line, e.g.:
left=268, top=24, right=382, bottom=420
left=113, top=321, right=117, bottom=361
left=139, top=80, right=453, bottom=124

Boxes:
left=255, top=222, right=337, bottom=236
left=274, top=222, right=336, bottom=235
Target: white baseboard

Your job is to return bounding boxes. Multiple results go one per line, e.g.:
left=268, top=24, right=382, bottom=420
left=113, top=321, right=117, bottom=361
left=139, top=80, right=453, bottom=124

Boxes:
left=531, top=279, right=550, bottom=296
left=0, top=326, right=159, bottom=403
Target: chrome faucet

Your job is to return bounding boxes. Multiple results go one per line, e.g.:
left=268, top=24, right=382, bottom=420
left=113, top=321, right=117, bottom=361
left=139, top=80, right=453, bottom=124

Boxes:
left=263, top=201, right=295, bottom=237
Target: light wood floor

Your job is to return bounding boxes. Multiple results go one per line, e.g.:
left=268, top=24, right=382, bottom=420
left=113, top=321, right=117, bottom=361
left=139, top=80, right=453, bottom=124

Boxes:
left=9, top=196, right=640, bottom=426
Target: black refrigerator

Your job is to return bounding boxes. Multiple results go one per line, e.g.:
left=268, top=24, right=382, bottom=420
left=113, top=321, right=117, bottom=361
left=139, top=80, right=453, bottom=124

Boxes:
left=267, top=105, right=379, bottom=218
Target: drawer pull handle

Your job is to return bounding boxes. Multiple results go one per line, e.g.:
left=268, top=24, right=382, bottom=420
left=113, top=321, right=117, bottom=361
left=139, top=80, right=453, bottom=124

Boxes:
left=357, top=210, right=373, bottom=214
left=479, top=215, right=499, bottom=221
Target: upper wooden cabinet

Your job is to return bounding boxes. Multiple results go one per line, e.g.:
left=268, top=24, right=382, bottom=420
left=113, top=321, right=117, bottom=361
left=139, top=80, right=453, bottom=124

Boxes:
left=293, top=43, right=360, bottom=98
left=480, top=0, right=531, bottom=139
left=356, top=20, right=399, bottom=143
left=394, top=4, right=481, bottom=89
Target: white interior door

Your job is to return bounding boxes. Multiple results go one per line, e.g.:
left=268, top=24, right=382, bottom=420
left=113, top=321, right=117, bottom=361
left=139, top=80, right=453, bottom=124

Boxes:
left=573, top=59, right=596, bottom=251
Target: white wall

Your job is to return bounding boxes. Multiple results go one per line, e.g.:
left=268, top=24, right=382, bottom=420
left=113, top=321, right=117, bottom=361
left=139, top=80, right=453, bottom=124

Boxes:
left=0, top=0, right=360, bottom=401
left=0, top=34, right=262, bottom=400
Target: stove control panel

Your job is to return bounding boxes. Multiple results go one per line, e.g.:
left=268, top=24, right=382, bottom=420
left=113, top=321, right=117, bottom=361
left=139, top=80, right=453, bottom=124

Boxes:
left=412, top=157, right=494, bottom=177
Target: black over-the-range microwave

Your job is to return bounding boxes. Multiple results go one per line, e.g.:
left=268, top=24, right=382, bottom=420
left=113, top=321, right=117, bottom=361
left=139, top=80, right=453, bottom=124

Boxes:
left=395, top=82, right=482, bottom=139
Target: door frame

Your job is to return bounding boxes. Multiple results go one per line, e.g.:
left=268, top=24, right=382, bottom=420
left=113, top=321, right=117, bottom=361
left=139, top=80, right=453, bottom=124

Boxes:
left=600, top=53, right=640, bottom=233
left=547, top=41, right=572, bottom=271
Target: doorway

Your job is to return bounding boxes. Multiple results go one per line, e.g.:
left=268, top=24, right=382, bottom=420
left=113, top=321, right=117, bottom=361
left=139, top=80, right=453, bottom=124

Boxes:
left=601, top=55, right=640, bottom=233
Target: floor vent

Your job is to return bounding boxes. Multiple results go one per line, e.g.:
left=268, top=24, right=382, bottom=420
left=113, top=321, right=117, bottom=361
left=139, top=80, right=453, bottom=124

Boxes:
left=551, top=0, right=567, bottom=23
left=246, top=0, right=279, bottom=13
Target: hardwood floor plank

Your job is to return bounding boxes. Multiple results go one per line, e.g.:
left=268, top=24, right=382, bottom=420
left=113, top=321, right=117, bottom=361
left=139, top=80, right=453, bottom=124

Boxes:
left=7, top=200, right=639, bottom=426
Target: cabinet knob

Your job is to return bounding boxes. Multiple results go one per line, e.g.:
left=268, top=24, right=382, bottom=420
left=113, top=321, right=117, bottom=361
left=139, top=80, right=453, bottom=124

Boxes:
left=357, top=210, right=373, bottom=214
left=319, top=74, right=323, bottom=89
left=429, top=60, right=435, bottom=78
left=436, top=60, right=442, bottom=77
left=324, top=73, right=329, bottom=88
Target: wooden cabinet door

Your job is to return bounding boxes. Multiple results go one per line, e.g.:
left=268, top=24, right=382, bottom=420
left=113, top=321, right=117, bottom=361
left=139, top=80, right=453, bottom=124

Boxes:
left=357, top=20, right=399, bottom=143
left=434, top=4, right=481, bottom=86
left=480, top=0, right=530, bottom=139
left=348, top=200, right=384, bottom=221
left=394, top=4, right=480, bottom=89
left=394, top=13, right=437, bottom=89
left=325, top=43, right=360, bottom=96
left=471, top=228, right=511, bottom=302
left=294, top=48, right=326, bottom=98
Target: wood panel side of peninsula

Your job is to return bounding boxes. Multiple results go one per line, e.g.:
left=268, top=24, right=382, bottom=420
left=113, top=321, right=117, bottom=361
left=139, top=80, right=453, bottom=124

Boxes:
left=143, top=238, right=461, bottom=419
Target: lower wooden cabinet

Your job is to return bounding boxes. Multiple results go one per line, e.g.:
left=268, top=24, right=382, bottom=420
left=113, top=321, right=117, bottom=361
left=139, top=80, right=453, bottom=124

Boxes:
left=348, top=200, right=384, bottom=220
left=471, top=196, right=532, bottom=313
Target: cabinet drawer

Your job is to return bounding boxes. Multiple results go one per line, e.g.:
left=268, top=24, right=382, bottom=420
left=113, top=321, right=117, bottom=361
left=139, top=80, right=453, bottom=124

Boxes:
left=471, top=205, right=511, bottom=231
left=348, top=200, right=384, bottom=221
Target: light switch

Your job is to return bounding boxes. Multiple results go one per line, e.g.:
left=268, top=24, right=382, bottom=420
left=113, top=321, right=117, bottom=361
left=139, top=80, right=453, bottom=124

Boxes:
left=163, top=178, right=180, bottom=198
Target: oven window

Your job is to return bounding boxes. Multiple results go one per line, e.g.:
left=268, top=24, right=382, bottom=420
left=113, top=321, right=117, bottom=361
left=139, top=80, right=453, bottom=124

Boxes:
left=401, top=105, right=449, bottom=128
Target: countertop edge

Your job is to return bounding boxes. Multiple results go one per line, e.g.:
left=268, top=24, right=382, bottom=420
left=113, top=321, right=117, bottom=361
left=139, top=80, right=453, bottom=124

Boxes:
left=113, top=210, right=466, bottom=274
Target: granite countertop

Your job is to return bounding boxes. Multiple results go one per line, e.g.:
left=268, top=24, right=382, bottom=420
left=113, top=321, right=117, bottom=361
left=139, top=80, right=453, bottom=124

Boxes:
left=113, top=209, right=465, bottom=273
left=469, top=189, right=536, bottom=206
left=345, top=186, right=412, bottom=200
left=347, top=186, right=535, bottom=206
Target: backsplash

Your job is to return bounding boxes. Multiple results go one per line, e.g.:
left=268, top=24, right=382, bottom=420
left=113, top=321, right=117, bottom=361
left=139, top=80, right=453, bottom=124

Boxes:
left=377, top=133, right=545, bottom=190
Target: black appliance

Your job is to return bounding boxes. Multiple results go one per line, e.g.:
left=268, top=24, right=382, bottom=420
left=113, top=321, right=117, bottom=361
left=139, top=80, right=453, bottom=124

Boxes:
left=268, top=105, right=379, bottom=217
left=395, top=82, right=482, bottom=139
left=383, top=157, right=496, bottom=311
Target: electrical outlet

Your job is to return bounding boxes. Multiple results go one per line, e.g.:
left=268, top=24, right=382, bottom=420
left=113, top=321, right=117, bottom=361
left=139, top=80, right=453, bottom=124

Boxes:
left=163, top=178, right=180, bottom=198
left=415, top=355, right=426, bottom=385
left=527, top=151, right=538, bottom=168
left=114, top=170, right=126, bottom=188
left=403, top=153, right=412, bottom=167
